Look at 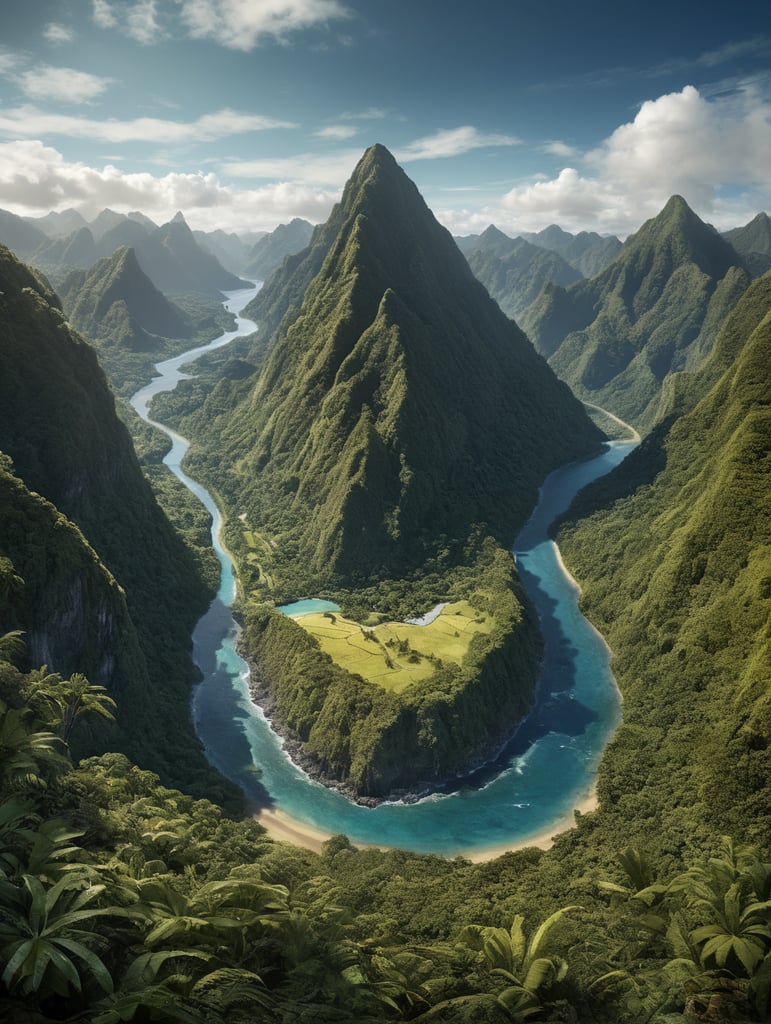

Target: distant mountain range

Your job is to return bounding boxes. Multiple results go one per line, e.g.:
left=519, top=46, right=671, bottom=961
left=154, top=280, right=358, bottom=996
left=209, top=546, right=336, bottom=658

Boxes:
left=0, top=207, right=248, bottom=296
left=521, top=195, right=754, bottom=430
left=243, top=217, right=314, bottom=281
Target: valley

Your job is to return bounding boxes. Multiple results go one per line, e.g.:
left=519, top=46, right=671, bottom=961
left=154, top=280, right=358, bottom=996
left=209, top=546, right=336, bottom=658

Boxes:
left=0, top=142, right=768, bottom=1024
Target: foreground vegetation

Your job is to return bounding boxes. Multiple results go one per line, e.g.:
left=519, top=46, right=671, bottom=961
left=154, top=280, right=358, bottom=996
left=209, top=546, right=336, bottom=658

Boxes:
left=0, top=658, right=768, bottom=1024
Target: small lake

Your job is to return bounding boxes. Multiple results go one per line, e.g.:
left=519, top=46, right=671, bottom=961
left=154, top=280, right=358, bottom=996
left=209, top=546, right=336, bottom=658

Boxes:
left=131, top=284, right=637, bottom=857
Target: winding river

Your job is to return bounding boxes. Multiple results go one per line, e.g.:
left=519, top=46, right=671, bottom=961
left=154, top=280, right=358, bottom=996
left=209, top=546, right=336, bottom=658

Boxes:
left=130, top=284, right=638, bottom=858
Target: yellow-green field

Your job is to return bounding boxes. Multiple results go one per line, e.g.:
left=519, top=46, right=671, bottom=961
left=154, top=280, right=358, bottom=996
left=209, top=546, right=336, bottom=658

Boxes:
left=289, top=600, right=495, bottom=693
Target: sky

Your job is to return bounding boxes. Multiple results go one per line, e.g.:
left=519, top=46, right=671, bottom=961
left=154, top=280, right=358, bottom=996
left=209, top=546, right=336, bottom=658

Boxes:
left=0, top=0, right=770, bottom=239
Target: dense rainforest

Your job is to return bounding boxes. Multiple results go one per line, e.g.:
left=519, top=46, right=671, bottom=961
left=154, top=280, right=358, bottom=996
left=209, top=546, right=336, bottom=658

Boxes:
left=0, top=154, right=769, bottom=1021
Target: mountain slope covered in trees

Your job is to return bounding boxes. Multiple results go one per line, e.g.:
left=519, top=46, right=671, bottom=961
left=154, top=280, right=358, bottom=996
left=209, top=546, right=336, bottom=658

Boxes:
left=190, top=145, right=602, bottom=589
left=0, top=243, right=233, bottom=802
left=459, top=226, right=582, bottom=317
left=554, top=269, right=771, bottom=844
left=60, top=245, right=192, bottom=349
left=522, top=196, right=750, bottom=431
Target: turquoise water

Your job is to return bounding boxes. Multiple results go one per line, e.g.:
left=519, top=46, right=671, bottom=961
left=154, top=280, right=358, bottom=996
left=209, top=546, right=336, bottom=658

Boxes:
left=278, top=599, right=341, bottom=618
left=130, top=286, right=637, bottom=857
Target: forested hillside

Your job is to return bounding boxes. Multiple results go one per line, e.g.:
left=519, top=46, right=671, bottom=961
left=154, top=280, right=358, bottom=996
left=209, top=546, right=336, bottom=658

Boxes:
left=0, top=244, right=234, bottom=803
left=554, top=270, right=771, bottom=845
left=522, top=196, right=750, bottom=431
left=177, top=145, right=602, bottom=596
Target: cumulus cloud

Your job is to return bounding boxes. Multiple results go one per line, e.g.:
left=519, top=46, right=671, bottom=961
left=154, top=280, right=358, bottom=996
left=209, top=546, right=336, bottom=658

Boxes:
left=0, top=140, right=338, bottom=231
left=92, top=0, right=118, bottom=30
left=496, top=85, right=771, bottom=235
left=92, top=0, right=352, bottom=48
left=43, top=23, right=76, bottom=45
left=18, top=66, right=113, bottom=104
left=0, top=106, right=294, bottom=143
left=395, top=126, right=520, bottom=161
left=91, top=0, right=162, bottom=43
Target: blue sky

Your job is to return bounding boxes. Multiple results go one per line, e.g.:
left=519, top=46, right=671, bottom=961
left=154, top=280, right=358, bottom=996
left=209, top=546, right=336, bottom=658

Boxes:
left=0, top=0, right=769, bottom=237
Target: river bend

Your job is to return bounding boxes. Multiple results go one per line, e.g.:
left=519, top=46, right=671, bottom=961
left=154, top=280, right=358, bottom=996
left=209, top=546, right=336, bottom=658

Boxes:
left=130, top=285, right=637, bottom=857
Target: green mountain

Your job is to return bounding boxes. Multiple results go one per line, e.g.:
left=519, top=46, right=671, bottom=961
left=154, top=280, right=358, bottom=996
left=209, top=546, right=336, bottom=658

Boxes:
left=30, top=211, right=248, bottom=295
left=0, top=243, right=231, bottom=801
left=165, top=145, right=603, bottom=797
left=243, top=217, right=314, bottom=281
left=520, top=223, right=622, bottom=276
left=555, top=270, right=771, bottom=842
left=60, top=245, right=193, bottom=351
left=136, top=212, right=248, bottom=294
left=0, top=208, right=48, bottom=259
left=723, top=211, right=771, bottom=277
left=522, top=195, right=750, bottom=430
left=464, top=228, right=582, bottom=317
left=212, top=144, right=602, bottom=587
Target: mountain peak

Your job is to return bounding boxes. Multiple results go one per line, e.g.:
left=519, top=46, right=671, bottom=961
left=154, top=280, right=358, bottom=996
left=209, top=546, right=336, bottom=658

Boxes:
left=241, top=147, right=601, bottom=579
left=171, top=210, right=187, bottom=224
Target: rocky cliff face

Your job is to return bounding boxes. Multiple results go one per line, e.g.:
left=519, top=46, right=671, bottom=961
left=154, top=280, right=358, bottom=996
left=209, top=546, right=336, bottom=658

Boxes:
left=0, top=244, right=228, bottom=799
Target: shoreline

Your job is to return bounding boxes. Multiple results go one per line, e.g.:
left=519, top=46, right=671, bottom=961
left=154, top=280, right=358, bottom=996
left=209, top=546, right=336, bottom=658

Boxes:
left=253, top=786, right=599, bottom=862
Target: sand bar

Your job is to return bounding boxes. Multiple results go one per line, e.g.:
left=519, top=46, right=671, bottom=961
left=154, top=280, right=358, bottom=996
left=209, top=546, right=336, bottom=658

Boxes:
left=254, top=787, right=598, bottom=862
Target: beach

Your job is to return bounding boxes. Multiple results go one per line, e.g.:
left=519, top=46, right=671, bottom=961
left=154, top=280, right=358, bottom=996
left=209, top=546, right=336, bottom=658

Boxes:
left=254, top=786, right=599, bottom=862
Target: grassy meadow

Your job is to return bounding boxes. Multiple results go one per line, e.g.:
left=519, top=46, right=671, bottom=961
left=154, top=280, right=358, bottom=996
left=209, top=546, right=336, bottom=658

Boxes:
left=289, top=599, right=495, bottom=693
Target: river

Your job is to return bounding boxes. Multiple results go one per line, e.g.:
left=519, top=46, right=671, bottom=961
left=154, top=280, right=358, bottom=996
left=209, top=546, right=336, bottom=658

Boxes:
left=130, top=284, right=638, bottom=858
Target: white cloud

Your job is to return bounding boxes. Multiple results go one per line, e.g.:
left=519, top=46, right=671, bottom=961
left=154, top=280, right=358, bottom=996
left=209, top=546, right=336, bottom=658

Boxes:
left=494, top=85, right=771, bottom=236
left=395, top=126, right=520, bottom=162
left=44, top=23, right=76, bottom=45
left=696, top=35, right=771, bottom=69
left=0, top=51, right=23, bottom=75
left=92, top=0, right=162, bottom=43
left=314, top=125, right=358, bottom=140
left=180, top=0, right=351, bottom=49
left=0, top=140, right=338, bottom=232
left=0, top=106, right=294, bottom=143
left=223, top=149, right=361, bottom=185
left=339, top=107, right=389, bottom=121
left=126, top=0, right=162, bottom=45
left=18, top=66, right=113, bottom=104
left=543, top=141, right=578, bottom=158
left=92, top=0, right=118, bottom=30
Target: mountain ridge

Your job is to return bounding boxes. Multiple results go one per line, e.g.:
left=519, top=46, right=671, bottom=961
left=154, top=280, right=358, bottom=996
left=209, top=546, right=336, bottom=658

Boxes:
left=521, top=194, right=750, bottom=430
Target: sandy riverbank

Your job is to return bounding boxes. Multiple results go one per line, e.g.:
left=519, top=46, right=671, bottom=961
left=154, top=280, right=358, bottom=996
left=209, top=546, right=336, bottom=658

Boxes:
left=254, top=786, right=598, bottom=862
